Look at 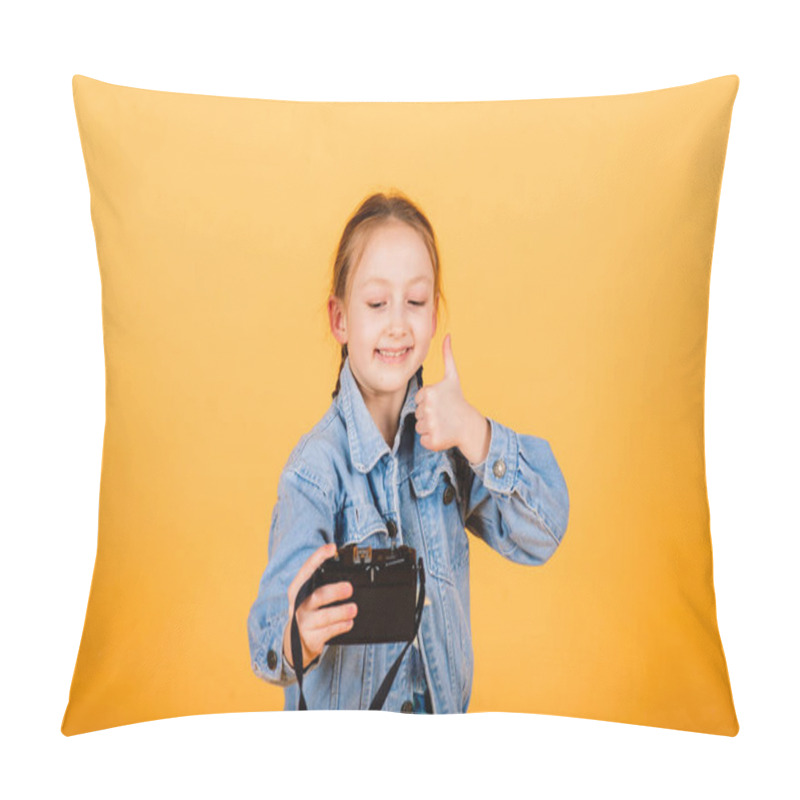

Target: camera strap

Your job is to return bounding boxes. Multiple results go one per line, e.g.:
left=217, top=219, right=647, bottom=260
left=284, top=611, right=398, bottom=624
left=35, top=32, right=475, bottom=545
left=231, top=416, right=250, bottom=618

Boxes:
left=290, top=557, right=426, bottom=711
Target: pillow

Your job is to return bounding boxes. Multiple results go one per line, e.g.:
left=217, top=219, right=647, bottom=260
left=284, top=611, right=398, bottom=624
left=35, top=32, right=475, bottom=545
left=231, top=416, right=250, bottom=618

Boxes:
left=63, top=74, right=739, bottom=736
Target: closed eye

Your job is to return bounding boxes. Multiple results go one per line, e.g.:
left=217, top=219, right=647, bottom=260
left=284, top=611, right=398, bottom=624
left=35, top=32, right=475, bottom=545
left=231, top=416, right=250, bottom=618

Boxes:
left=368, top=301, right=427, bottom=308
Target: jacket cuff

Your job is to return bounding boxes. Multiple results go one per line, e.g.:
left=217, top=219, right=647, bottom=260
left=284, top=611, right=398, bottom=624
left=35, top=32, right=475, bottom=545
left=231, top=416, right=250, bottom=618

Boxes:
left=467, top=417, right=518, bottom=495
left=251, top=610, right=295, bottom=685
left=282, top=640, right=324, bottom=681
left=252, top=608, right=328, bottom=686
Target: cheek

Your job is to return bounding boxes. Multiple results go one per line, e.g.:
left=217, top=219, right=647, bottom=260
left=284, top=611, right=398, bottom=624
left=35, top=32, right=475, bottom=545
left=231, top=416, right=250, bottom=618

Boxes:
left=414, top=315, right=434, bottom=336
left=352, top=317, right=380, bottom=344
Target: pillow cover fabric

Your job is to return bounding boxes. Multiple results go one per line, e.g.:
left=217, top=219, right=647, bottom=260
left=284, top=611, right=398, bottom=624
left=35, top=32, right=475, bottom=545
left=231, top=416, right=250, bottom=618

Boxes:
left=63, top=74, right=739, bottom=735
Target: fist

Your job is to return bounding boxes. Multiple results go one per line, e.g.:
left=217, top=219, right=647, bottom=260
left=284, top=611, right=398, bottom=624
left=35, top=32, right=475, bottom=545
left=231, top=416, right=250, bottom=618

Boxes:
left=414, top=334, right=472, bottom=452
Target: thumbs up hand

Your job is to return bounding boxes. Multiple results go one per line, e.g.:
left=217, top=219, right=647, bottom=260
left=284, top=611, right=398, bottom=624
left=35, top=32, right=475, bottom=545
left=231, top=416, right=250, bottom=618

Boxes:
left=414, top=334, right=491, bottom=464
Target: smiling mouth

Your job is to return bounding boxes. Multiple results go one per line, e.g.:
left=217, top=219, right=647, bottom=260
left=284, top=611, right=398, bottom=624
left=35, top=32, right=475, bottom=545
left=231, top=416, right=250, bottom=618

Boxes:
left=375, top=347, right=412, bottom=362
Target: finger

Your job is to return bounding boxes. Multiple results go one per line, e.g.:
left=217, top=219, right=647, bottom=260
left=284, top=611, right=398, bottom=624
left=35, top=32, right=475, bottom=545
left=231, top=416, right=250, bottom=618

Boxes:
left=302, top=600, right=358, bottom=633
left=443, top=333, right=459, bottom=382
left=288, top=542, right=337, bottom=600
left=305, top=618, right=357, bottom=652
left=323, top=618, right=357, bottom=642
left=305, top=580, right=353, bottom=611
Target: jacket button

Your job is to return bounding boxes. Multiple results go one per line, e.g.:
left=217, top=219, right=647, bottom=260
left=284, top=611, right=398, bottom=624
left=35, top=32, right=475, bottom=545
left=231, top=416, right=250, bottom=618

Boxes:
left=386, top=519, right=397, bottom=538
left=401, top=701, right=414, bottom=713
left=443, top=485, right=455, bottom=505
left=267, top=649, right=278, bottom=670
left=492, top=459, right=506, bottom=478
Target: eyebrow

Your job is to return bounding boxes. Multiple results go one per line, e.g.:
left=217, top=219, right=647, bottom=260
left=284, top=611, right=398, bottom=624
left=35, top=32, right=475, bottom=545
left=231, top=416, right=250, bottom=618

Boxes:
left=360, top=276, right=433, bottom=288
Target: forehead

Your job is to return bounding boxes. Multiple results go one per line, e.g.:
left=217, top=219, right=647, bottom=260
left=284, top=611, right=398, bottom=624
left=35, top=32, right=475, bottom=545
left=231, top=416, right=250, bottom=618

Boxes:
left=352, top=222, right=434, bottom=290
left=359, top=275, right=432, bottom=290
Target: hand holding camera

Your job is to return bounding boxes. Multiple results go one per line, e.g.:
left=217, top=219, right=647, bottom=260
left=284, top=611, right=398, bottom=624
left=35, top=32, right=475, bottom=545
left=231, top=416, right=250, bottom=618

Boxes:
left=282, top=542, right=358, bottom=671
left=284, top=539, right=425, bottom=710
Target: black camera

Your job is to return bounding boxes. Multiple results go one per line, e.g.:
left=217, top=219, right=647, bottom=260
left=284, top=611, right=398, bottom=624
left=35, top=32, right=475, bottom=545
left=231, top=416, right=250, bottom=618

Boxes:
left=310, top=543, right=422, bottom=645
left=290, top=542, right=426, bottom=710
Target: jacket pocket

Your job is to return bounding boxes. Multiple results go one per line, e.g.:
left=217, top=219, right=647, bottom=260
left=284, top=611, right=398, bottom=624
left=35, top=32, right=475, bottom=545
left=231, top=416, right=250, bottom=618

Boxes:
left=336, top=501, right=392, bottom=549
left=409, top=454, right=469, bottom=586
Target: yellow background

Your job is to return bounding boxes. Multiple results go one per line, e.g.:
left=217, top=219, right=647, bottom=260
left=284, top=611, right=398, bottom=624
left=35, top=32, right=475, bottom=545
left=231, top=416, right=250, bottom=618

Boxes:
left=63, top=74, right=739, bottom=735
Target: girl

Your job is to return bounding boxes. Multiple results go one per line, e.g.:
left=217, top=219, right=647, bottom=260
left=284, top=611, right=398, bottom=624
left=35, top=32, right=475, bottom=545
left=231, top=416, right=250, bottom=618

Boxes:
left=247, top=191, right=569, bottom=714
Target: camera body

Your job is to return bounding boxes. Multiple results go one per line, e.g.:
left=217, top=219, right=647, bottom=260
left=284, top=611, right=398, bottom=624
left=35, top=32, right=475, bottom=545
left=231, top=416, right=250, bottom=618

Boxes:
left=310, top=543, right=421, bottom=645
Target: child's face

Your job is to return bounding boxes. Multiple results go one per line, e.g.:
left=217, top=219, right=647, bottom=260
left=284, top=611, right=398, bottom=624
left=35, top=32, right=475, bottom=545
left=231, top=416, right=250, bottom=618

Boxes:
left=329, top=220, right=438, bottom=405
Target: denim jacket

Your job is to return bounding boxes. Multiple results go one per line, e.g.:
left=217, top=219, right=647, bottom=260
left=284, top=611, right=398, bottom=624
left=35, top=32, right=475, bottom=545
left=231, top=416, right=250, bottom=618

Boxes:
left=247, top=354, right=569, bottom=714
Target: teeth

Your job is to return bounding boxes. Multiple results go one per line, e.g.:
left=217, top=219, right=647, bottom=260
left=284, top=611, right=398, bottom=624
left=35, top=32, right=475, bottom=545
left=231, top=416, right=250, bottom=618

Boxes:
left=378, top=348, right=409, bottom=357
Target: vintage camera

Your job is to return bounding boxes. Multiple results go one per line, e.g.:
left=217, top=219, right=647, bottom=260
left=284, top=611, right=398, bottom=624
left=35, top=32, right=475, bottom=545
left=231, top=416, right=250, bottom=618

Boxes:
left=309, top=543, right=423, bottom=645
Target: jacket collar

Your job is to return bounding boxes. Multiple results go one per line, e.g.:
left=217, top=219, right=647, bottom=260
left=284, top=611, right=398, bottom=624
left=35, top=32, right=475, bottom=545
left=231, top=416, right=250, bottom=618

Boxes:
left=335, top=354, right=424, bottom=473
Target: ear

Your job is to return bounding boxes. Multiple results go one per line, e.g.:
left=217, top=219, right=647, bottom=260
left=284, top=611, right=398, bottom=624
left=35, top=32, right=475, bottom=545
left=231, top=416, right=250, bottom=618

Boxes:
left=328, top=295, right=348, bottom=346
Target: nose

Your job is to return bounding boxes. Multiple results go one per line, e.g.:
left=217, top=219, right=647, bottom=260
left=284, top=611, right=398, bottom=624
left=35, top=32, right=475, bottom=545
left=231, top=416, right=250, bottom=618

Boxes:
left=387, top=302, right=410, bottom=334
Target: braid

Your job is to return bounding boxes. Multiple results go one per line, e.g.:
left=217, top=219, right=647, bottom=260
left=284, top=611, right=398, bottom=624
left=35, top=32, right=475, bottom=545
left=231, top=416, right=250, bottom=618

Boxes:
left=332, top=344, right=348, bottom=399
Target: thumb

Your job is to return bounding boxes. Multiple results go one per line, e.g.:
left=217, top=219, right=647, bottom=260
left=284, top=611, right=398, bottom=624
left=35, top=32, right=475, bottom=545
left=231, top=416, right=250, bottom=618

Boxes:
left=442, top=334, right=459, bottom=382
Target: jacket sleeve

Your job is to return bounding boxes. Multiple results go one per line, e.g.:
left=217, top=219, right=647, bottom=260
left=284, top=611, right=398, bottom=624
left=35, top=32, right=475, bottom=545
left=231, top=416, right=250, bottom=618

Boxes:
left=247, top=464, right=337, bottom=687
left=456, top=417, right=570, bottom=565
